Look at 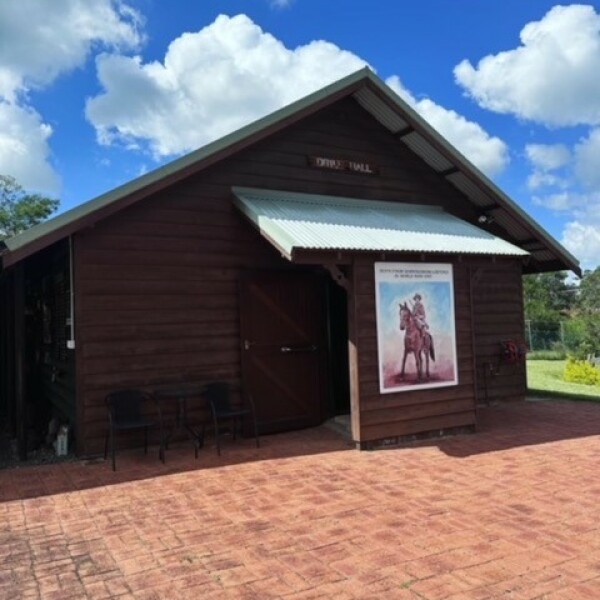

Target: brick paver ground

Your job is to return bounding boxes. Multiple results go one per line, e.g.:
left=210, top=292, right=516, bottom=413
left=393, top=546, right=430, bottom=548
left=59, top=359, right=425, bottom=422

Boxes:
left=1, top=398, right=599, bottom=599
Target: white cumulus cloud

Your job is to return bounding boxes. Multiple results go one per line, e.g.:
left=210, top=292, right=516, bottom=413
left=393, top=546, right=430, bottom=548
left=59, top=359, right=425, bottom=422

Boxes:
left=530, top=189, right=600, bottom=270
left=454, top=5, right=600, bottom=127
left=86, top=14, right=368, bottom=157
left=527, top=172, right=568, bottom=191
left=532, top=191, right=588, bottom=212
left=525, top=142, right=571, bottom=191
left=86, top=14, right=509, bottom=178
left=0, top=0, right=142, bottom=193
left=0, top=101, right=60, bottom=192
left=386, top=76, right=509, bottom=176
left=574, top=128, right=600, bottom=190
left=526, top=143, right=571, bottom=171
left=562, top=217, right=600, bottom=269
left=0, top=0, right=143, bottom=101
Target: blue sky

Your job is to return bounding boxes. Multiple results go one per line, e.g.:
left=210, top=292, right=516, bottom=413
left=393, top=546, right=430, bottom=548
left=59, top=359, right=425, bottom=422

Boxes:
left=1, top=1, right=599, bottom=270
left=378, top=281, right=453, bottom=339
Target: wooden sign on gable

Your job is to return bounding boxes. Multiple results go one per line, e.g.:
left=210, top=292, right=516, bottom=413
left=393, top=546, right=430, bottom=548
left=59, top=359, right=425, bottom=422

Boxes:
left=308, top=156, right=379, bottom=175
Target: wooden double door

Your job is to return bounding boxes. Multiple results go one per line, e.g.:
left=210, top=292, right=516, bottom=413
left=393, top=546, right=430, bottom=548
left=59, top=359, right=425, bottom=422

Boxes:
left=240, top=271, right=328, bottom=434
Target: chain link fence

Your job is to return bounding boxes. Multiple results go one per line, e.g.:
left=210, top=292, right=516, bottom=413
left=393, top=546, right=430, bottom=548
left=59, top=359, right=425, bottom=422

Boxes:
left=524, top=320, right=564, bottom=352
left=525, top=319, right=599, bottom=356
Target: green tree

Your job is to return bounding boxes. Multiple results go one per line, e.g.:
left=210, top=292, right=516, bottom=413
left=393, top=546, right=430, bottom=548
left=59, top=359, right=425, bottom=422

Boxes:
left=523, top=271, right=574, bottom=322
left=577, top=267, right=600, bottom=314
left=0, top=175, right=59, bottom=239
left=569, top=267, right=600, bottom=358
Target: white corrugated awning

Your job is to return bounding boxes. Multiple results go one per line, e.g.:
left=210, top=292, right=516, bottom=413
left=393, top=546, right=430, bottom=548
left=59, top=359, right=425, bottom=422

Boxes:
left=232, top=187, right=529, bottom=260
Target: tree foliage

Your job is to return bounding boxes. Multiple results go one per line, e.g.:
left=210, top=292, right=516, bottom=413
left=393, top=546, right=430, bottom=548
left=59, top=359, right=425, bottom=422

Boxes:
left=522, top=271, right=575, bottom=323
left=523, top=268, right=600, bottom=358
left=0, top=175, right=59, bottom=240
left=568, top=267, right=600, bottom=358
left=577, top=267, right=600, bottom=314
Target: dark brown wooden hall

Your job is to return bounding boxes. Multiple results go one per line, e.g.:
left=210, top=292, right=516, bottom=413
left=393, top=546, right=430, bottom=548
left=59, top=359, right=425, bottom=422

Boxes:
left=0, top=69, right=580, bottom=458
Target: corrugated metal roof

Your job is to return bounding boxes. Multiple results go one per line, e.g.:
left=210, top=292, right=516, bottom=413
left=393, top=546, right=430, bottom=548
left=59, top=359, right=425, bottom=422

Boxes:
left=0, top=67, right=580, bottom=275
left=532, top=249, right=558, bottom=262
left=401, top=132, right=455, bottom=171
left=353, top=87, right=409, bottom=133
left=489, top=210, right=532, bottom=242
left=445, top=172, right=496, bottom=208
left=350, top=78, right=580, bottom=275
left=232, top=187, right=529, bottom=260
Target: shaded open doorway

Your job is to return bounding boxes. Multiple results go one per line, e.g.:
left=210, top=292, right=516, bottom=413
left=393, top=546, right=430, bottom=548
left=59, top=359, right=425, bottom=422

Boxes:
left=0, top=240, right=76, bottom=463
left=326, top=276, right=350, bottom=417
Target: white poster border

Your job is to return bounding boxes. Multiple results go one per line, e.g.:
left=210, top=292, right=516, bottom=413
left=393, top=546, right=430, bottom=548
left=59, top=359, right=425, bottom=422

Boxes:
left=374, top=262, right=459, bottom=394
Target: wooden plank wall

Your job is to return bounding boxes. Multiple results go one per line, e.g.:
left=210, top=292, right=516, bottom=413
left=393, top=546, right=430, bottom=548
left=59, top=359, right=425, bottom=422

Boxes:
left=350, top=255, right=478, bottom=445
left=73, top=203, right=286, bottom=454
left=73, top=97, right=526, bottom=455
left=472, top=260, right=527, bottom=404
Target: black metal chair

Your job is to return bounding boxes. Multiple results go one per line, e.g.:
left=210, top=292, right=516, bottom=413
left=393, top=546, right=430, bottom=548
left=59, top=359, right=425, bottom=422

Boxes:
left=104, top=390, right=165, bottom=471
left=202, top=382, right=259, bottom=456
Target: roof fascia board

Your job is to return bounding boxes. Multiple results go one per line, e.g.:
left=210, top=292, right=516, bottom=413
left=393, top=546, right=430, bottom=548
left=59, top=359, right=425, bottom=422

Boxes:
left=360, top=77, right=581, bottom=276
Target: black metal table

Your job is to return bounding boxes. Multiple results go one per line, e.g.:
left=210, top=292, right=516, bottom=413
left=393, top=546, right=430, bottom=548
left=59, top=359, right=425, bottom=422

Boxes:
left=154, top=386, right=206, bottom=458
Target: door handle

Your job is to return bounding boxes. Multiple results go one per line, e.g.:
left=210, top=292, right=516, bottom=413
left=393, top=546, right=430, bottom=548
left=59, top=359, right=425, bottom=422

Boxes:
left=280, top=345, right=317, bottom=353
left=244, top=340, right=253, bottom=351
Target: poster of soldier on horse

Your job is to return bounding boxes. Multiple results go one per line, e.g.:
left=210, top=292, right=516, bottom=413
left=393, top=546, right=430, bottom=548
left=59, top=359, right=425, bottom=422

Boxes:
left=374, top=263, right=458, bottom=394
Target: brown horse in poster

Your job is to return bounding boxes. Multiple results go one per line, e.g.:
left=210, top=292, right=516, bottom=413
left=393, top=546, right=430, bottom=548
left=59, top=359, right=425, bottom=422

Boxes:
left=399, top=302, right=435, bottom=381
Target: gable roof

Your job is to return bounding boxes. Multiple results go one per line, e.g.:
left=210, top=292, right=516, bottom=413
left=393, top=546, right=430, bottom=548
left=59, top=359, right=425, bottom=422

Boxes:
left=0, top=68, right=580, bottom=275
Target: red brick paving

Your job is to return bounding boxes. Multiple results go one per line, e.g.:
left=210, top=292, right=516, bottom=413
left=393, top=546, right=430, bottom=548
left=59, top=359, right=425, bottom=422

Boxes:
left=1, top=398, right=599, bottom=599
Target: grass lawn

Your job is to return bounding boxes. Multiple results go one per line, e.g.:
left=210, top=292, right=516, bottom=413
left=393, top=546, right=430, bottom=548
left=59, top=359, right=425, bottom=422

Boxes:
left=527, top=359, right=600, bottom=401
